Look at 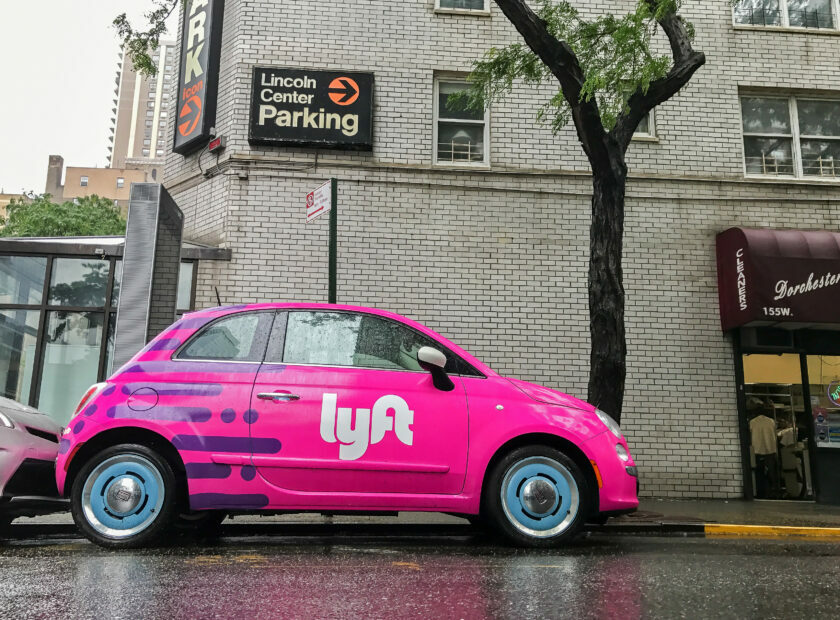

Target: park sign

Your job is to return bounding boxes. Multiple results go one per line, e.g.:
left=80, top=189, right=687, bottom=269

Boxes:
left=249, top=67, right=374, bottom=150
left=173, top=0, right=225, bottom=155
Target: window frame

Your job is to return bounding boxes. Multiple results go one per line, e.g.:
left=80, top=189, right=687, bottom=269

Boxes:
left=268, top=309, right=484, bottom=377
left=433, top=77, right=491, bottom=168
left=434, top=0, right=491, bottom=16
left=732, top=0, right=840, bottom=31
left=632, top=110, right=658, bottom=142
left=740, top=93, right=840, bottom=181
left=172, top=310, right=275, bottom=364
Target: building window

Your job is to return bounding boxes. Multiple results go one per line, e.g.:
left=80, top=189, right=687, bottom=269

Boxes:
left=434, top=79, right=489, bottom=166
left=436, top=0, right=489, bottom=13
left=741, top=95, right=840, bottom=179
left=142, top=149, right=150, bottom=157
left=143, top=138, right=151, bottom=146
left=633, top=111, right=656, bottom=140
left=145, top=120, right=153, bottom=127
left=116, top=177, right=124, bottom=189
left=147, top=101, right=155, bottom=108
left=734, top=0, right=838, bottom=30
left=80, top=176, right=88, bottom=187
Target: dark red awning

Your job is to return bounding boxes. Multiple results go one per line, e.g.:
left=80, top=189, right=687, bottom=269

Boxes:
left=716, top=227, right=840, bottom=331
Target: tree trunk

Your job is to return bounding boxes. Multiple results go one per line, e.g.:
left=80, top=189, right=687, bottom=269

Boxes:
left=587, top=149, right=628, bottom=423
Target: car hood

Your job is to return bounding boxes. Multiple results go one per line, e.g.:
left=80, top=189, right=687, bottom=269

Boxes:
left=506, top=378, right=594, bottom=413
left=0, top=396, right=63, bottom=433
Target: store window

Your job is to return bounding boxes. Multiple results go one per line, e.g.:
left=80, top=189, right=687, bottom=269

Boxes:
left=0, top=256, right=45, bottom=305
left=0, top=310, right=39, bottom=404
left=434, top=79, right=489, bottom=166
left=436, top=0, right=489, bottom=12
left=742, top=353, right=814, bottom=500
left=741, top=95, right=840, bottom=179
left=734, top=0, right=837, bottom=29
left=807, top=355, right=840, bottom=447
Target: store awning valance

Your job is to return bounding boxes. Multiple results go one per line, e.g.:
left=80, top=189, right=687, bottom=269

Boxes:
left=716, top=227, right=840, bottom=331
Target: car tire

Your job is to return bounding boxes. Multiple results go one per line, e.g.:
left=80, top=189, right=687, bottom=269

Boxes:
left=485, top=445, right=590, bottom=548
left=0, top=515, right=12, bottom=536
left=70, top=444, right=178, bottom=549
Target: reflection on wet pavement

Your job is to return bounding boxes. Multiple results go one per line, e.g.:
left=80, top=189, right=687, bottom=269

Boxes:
left=1, top=535, right=839, bottom=618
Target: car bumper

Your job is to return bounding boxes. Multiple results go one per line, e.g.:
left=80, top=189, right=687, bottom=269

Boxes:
left=585, top=432, right=640, bottom=514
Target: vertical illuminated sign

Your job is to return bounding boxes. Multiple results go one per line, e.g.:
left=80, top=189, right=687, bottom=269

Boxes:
left=173, top=0, right=225, bottom=155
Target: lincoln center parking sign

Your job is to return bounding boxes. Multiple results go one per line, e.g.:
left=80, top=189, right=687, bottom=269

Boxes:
left=249, top=67, right=374, bottom=150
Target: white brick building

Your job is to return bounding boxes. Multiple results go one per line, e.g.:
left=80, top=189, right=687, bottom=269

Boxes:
left=163, top=1, right=840, bottom=500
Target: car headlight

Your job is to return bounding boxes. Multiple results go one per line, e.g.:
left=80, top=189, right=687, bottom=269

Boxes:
left=615, top=443, right=630, bottom=462
left=595, top=408, right=622, bottom=438
left=0, top=412, right=16, bottom=429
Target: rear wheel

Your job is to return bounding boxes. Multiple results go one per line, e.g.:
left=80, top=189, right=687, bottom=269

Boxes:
left=485, top=445, right=590, bottom=547
left=71, top=444, right=177, bottom=548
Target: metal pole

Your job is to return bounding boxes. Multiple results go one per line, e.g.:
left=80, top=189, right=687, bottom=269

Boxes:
left=329, top=177, right=338, bottom=304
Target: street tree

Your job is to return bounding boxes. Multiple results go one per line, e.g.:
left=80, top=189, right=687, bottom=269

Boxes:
left=1, top=194, right=127, bottom=238
left=454, top=0, right=706, bottom=421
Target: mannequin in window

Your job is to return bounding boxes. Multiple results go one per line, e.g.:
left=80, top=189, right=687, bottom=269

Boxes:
left=749, top=402, right=780, bottom=499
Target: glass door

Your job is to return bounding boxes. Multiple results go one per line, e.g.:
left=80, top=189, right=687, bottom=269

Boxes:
left=742, top=353, right=814, bottom=500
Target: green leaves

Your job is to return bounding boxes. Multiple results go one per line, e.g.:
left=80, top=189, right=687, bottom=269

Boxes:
left=461, top=0, right=690, bottom=132
left=113, top=1, right=181, bottom=77
left=1, top=195, right=127, bottom=238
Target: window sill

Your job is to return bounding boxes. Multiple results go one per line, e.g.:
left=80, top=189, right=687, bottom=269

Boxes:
left=631, top=135, right=659, bottom=143
left=434, top=8, right=491, bottom=17
left=733, top=24, right=840, bottom=37
left=433, top=161, right=492, bottom=170
left=744, top=174, right=840, bottom=185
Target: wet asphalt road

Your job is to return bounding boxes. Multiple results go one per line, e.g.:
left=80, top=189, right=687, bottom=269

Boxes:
left=1, top=528, right=839, bottom=619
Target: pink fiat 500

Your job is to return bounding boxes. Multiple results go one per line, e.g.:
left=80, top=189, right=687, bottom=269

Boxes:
left=56, top=304, right=638, bottom=548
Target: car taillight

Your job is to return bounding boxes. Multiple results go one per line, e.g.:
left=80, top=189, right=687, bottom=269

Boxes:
left=73, top=383, right=107, bottom=416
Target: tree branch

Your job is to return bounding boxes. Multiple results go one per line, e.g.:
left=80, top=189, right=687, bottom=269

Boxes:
left=493, top=0, right=612, bottom=170
left=612, top=4, right=705, bottom=149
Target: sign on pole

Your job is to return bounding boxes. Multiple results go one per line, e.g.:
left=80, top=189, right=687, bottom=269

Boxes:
left=306, top=181, right=332, bottom=223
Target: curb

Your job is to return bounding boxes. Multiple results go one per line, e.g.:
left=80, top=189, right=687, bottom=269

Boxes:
left=704, top=524, right=840, bottom=540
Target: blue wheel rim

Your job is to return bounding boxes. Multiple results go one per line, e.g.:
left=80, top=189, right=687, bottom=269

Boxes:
left=500, top=456, right=580, bottom=538
left=81, top=454, right=165, bottom=539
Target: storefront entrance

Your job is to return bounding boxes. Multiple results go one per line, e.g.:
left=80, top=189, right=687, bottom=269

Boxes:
left=718, top=227, right=840, bottom=505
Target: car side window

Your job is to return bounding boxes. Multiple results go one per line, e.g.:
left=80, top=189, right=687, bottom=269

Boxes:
left=177, top=312, right=272, bottom=362
left=280, top=311, right=460, bottom=373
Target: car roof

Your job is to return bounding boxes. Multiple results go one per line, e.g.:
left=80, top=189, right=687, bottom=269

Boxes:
left=186, top=303, right=496, bottom=376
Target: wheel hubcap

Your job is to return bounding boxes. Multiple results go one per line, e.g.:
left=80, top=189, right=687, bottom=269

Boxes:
left=105, top=477, right=142, bottom=515
left=500, top=456, right=580, bottom=538
left=81, top=454, right=165, bottom=540
left=521, top=478, right=557, bottom=516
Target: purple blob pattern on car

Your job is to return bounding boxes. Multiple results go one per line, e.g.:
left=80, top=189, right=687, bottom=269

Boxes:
left=107, top=405, right=213, bottom=423
left=148, top=338, right=182, bottom=351
left=83, top=404, right=97, bottom=417
left=244, top=409, right=259, bottom=424
left=102, top=385, right=117, bottom=396
left=72, top=420, right=85, bottom=434
left=120, top=383, right=224, bottom=397
left=240, top=465, right=257, bottom=481
left=122, top=361, right=260, bottom=374
left=220, top=408, right=236, bottom=423
left=185, top=463, right=233, bottom=479
left=172, top=435, right=282, bottom=454
left=190, top=493, right=270, bottom=509
left=58, top=438, right=71, bottom=455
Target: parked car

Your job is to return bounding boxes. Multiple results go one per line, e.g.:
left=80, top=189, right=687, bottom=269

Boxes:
left=56, top=304, right=638, bottom=548
left=0, top=396, right=66, bottom=529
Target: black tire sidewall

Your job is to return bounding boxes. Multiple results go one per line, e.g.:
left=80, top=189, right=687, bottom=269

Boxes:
left=485, top=445, right=590, bottom=548
left=70, top=443, right=178, bottom=549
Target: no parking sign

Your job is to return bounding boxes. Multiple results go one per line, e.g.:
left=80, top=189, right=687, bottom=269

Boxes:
left=306, top=181, right=332, bottom=222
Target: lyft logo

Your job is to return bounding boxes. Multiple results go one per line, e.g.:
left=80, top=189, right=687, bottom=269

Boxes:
left=319, top=393, right=414, bottom=461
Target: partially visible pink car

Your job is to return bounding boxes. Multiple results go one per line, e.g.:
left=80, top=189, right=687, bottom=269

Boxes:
left=56, top=304, right=638, bottom=548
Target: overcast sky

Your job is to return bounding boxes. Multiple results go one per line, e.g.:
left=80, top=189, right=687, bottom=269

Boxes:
left=0, top=1, right=177, bottom=195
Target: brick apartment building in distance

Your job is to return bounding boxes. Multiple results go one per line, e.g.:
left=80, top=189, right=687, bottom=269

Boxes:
left=42, top=41, right=177, bottom=206
left=158, top=1, right=840, bottom=504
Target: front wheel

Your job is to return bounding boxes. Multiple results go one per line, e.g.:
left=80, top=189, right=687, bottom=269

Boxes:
left=71, top=444, right=177, bottom=549
left=485, top=445, right=590, bottom=547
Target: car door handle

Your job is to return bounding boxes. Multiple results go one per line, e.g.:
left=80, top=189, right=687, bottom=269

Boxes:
left=257, top=392, right=301, bottom=402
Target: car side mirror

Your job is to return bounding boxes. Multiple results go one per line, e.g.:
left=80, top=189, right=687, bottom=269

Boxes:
left=417, top=347, right=455, bottom=392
